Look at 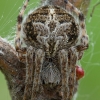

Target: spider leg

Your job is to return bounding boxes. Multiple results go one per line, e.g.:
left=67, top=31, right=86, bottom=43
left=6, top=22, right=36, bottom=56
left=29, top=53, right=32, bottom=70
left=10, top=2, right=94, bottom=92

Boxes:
left=64, top=0, right=89, bottom=51
left=68, top=47, right=77, bottom=100
left=59, top=48, right=77, bottom=100
left=15, top=0, right=30, bottom=61
left=59, top=49, right=69, bottom=100
left=31, top=49, right=45, bottom=100
left=23, top=46, right=34, bottom=100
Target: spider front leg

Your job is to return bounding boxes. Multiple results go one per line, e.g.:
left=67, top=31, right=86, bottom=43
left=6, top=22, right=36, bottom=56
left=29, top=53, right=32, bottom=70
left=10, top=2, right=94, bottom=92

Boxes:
left=31, top=49, right=45, bottom=100
left=59, top=49, right=69, bottom=100
left=59, top=48, right=77, bottom=100
left=23, top=46, right=35, bottom=100
left=68, top=47, right=77, bottom=100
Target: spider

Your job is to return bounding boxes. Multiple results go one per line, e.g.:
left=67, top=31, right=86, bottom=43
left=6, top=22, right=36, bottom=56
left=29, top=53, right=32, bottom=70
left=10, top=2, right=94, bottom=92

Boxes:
left=15, top=0, right=89, bottom=100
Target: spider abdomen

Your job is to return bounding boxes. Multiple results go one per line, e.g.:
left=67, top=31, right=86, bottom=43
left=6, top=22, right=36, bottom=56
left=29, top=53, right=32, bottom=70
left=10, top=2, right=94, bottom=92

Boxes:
left=22, top=5, right=79, bottom=51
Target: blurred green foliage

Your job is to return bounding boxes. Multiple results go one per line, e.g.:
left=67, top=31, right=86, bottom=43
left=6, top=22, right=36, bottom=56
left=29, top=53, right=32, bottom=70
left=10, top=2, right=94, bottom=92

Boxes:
left=0, top=0, right=100, bottom=100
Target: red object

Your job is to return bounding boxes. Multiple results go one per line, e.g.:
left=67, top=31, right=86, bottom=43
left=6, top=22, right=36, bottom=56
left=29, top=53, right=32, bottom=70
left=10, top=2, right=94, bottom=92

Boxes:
left=76, top=66, right=84, bottom=80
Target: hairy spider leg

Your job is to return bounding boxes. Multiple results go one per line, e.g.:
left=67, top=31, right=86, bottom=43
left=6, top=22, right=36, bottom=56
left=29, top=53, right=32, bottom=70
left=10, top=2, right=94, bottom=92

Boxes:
left=31, top=49, right=45, bottom=100
left=15, top=0, right=30, bottom=60
left=59, top=49, right=77, bottom=100
left=23, top=46, right=34, bottom=100
left=59, top=50, right=69, bottom=100
left=67, top=47, right=77, bottom=100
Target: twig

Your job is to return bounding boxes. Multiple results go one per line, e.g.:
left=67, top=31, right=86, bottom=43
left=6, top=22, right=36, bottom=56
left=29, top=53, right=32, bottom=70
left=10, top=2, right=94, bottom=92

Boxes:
left=90, top=2, right=100, bottom=17
left=0, top=37, right=25, bottom=100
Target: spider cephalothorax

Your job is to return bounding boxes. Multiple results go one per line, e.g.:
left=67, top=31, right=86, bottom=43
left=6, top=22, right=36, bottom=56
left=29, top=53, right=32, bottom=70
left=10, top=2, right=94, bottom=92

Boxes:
left=15, top=0, right=89, bottom=100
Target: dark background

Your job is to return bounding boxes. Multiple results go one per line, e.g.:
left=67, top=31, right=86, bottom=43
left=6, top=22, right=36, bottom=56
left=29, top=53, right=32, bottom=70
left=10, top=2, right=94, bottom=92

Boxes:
left=0, top=0, right=100, bottom=100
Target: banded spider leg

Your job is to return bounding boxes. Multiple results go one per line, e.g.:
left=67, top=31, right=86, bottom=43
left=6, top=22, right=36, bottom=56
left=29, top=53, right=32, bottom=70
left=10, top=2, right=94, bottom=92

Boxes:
left=23, top=46, right=34, bottom=100
left=31, top=49, right=45, bottom=100
left=59, top=49, right=69, bottom=100
left=68, top=47, right=77, bottom=100
left=23, top=48, right=45, bottom=100
left=15, top=0, right=30, bottom=61
left=59, top=47, right=77, bottom=100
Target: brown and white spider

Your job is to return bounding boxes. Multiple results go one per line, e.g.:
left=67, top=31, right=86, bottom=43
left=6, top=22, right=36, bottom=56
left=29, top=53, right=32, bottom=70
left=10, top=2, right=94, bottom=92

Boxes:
left=15, top=0, right=89, bottom=100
